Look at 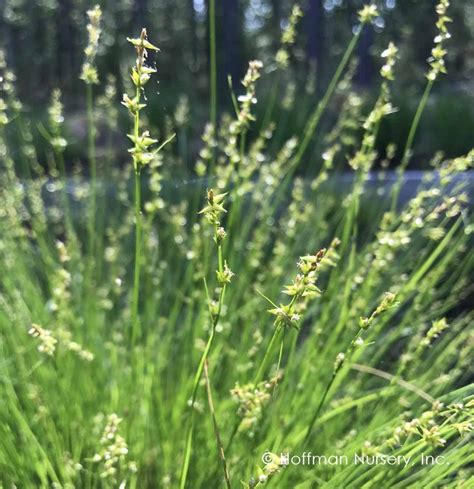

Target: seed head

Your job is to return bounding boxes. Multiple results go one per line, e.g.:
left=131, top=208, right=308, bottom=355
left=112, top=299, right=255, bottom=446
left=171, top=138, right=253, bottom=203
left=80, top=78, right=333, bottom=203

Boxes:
left=268, top=304, right=300, bottom=329
left=427, top=0, right=451, bottom=81
left=28, top=323, right=57, bottom=356
left=420, top=318, right=449, bottom=348
left=276, top=5, right=304, bottom=69
left=359, top=292, right=398, bottom=329
left=216, top=262, right=234, bottom=285
left=215, top=226, right=227, bottom=244
left=380, top=42, right=398, bottom=81
left=92, top=413, right=135, bottom=482
left=199, top=189, right=228, bottom=225
left=358, top=4, right=379, bottom=25
left=80, top=5, right=102, bottom=85
left=333, top=352, right=346, bottom=373
left=123, top=29, right=163, bottom=172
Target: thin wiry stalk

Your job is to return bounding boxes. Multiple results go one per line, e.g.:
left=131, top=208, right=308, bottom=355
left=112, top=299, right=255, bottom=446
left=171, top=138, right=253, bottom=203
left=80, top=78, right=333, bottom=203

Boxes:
left=124, top=29, right=164, bottom=344
left=272, top=328, right=286, bottom=396
left=247, top=30, right=362, bottom=253
left=179, top=287, right=224, bottom=489
left=180, top=214, right=229, bottom=489
left=254, top=326, right=280, bottom=385
left=131, top=85, right=142, bottom=345
left=290, top=30, right=361, bottom=170
left=261, top=71, right=281, bottom=130
left=350, top=363, right=435, bottom=404
left=390, top=79, right=434, bottom=212
left=204, top=359, right=232, bottom=489
left=304, top=328, right=364, bottom=443
left=86, top=83, right=97, bottom=260
left=254, top=286, right=301, bottom=385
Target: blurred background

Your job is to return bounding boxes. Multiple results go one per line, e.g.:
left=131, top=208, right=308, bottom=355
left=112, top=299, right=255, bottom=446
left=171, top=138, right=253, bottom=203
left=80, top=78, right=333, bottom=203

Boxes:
left=1, top=0, right=473, bottom=174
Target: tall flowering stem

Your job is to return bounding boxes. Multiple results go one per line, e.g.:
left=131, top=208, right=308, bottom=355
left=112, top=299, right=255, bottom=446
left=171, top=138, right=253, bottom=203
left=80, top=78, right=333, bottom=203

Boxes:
left=391, top=0, right=451, bottom=211
left=180, top=189, right=233, bottom=489
left=204, top=359, right=232, bottom=489
left=228, top=60, right=263, bottom=171
left=339, top=41, right=399, bottom=252
left=262, top=3, right=303, bottom=129
left=225, top=60, right=263, bottom=234
left=286, top=4, right=379, bottom=172
left=122, top=29, right=161, bottom=344
left=80, top=5, right=102, bottom=259
left=42, top=90, right=74, bottom=238
left=225, top=249, right=327, bottom=454
left=304, top=292, right=398, bottom=443
left=255, top=249, right=326, bottom=385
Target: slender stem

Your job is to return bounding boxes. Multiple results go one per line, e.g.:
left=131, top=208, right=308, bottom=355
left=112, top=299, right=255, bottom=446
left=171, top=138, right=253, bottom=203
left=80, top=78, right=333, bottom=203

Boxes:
left=304, top=373, right=336, bottom=443
left=225, top=420, right=240, bottom=453
left=204, top=360, right=232, bottom=489
left=192, top=308, right=221, bottom=411
left=131, top=168, right=142, bottom=344
left=226, top=325, right=283, bottom=453
left=390, top=79, right=434, bottom=212
left=86, top=83, right=97, bottom=259
left=217, top=236, right=224, bottom=274
left=56, top=150, right=75, bottom=240
left=251, top=30, right=362, bottom=255
left=290, top=31, right=361, bottom=170
left=179, top=324, right=217, bottom=489
left=261, top=71, right=281, bottom=130
left=272, top=328, right=286, bottom=396
left=351, top=364, right=435, bottom=404
left=254, top=326, right=280, bottom=384
left=180, top=281, right=226, bottom=489
left=179, top=302, right=219, bottom=489
left=401, top=80, right=434, bottom=170
left=304, top=328, right=363, bottom=443
left=225, top=130, right=247, bottom=239
left=131, top=85, right=142, bottom=344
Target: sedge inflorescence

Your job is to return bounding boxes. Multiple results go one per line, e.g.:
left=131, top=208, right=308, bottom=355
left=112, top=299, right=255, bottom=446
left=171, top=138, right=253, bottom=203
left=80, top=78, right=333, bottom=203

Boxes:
left=0, top=2, right=472, bottom=488
left=268, top=249, right=326, bottom=330
left=80, top=5, right=102, bottom=85
left=122, top=29, right=160, bottom=172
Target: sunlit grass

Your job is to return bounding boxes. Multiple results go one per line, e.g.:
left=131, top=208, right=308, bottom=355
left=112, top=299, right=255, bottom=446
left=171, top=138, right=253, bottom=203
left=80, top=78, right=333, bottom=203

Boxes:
left=0, top=1, right=472, bottom=488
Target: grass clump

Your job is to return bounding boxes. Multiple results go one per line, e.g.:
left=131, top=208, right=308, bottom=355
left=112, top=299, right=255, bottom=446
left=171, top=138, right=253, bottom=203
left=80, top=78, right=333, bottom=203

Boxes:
left=0, top=1, right=473, bottom=488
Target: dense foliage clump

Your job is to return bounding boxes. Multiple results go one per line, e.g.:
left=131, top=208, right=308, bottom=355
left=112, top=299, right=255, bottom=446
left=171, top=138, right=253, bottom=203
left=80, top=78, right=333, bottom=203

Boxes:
left=0, top=2, right=472, bottom=488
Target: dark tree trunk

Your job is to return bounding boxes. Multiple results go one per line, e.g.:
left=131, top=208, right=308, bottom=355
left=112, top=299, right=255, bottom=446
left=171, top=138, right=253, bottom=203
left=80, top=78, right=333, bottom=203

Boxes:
left=356, top=25, right=375, bottom=87
left=216, top=0, right=243, bottom=102
left=306, top=0, right=324, bottom=85
left=269, top=0, right=282, bottom=42
left=188, top=0, right=199, bottom=71
left=133, top=0, right=149, bottom=30
left=56, top=0, right=74, bottom=87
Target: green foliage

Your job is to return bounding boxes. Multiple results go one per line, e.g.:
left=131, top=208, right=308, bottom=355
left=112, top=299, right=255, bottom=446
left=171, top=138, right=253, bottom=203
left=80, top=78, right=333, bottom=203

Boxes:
left=0, top=2, right=473, bottom=488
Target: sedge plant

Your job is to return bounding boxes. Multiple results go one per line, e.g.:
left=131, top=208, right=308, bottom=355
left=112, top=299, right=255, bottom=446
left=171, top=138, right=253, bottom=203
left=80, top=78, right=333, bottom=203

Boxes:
left=0, top=2, right=472, bottom=489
